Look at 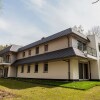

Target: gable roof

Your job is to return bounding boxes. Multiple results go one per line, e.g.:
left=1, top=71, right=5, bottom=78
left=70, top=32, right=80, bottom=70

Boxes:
left=18, top=28, right=89, bottom=52
left=0, top=45, right=22, bottom=56
left=13, top=47, right=86, bottom=66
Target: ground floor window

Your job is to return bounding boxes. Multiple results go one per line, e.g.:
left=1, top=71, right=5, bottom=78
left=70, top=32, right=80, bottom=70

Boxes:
left=27, top=65, right=30, bottom=73
left=44, top=63, right=48, bottom=73
left=79, top=63, right=89, bottom=79
left=34, top=64, right=38, bottom=73
left=21, top=65, right=24, bottom=73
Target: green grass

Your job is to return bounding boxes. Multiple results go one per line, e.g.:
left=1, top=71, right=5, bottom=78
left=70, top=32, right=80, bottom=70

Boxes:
left=16, top=78, right=100, bottom=90
left=0, top=79, right=100, bottom=100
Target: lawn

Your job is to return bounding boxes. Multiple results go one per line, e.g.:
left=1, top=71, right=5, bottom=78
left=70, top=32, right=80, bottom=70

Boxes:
left=0, top=79, right=100, bottom=100
left=16, top=78, right=100, bottom=90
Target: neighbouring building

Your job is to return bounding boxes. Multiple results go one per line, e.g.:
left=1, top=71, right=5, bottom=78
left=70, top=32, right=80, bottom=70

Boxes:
left=0, top=28, right=100, bottom=80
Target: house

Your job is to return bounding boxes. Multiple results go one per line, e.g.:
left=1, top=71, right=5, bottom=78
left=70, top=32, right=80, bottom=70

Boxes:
left=0, top=28, right=100, bottom=80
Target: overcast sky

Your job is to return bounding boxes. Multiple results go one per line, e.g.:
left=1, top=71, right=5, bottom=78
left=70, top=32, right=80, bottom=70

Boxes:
left=0, top=0, right=100, bottom=46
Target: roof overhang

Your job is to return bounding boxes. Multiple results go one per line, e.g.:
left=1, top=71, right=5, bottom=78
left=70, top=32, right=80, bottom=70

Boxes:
left=12, top=47, right=87, bottom=66
left=0, top=63, right=11, bottom=66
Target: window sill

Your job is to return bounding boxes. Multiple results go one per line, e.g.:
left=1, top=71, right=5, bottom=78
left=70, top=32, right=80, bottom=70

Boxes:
left=43, top=71, right=48, bottom=73
left=34, top=71, right=38, bottom=73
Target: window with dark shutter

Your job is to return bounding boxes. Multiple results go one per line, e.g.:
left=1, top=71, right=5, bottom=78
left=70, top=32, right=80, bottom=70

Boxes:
left=44, top=63, right=48, bottom=73
left=21, top=65, right=24, bottom=73
left=44, top=44, right=48, bottom=52
left=23, top=52, right=25, bottom=57
left=28, top=50, right=31, bottom=56
left=27, top=65, right=30, bottom=73
left=34, top=64, right=38, bottom=73
left=36, top=47, right=39, bottom=54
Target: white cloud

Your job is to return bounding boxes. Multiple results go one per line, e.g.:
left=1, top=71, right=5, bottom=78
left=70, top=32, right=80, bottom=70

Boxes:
left=1, top=0, right=100, bottom=45
left=0, top=17, right=46, bottom=45
left=21, top=0, right=100, bottom=34
left=0, top=18, right=9, bottom=30
left=29, top=0, right=46, bottom=8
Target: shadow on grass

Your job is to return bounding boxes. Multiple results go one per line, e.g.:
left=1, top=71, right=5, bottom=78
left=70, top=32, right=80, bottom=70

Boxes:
left=0, top=78, right=71, bottom=90
left=0, top=78, right=99, bottom=90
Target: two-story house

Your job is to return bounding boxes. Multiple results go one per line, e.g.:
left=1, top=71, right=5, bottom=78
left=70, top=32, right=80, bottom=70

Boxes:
left=0, top=28, right=100, bottom=80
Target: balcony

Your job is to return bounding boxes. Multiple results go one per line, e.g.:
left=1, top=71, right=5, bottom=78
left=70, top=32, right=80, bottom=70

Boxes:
left=0, top=58, right=11, bottom=66
left=73, top=44, right=97, bottom=57
left=86, top=46, right=97, bottom=57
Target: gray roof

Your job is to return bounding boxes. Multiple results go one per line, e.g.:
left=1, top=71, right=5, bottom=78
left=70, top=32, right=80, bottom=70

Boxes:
left=0, top=45, right=22, bottom=56
left=18, top=28, right=88, bottom=52
left=13, top=47, right=86, bottom=66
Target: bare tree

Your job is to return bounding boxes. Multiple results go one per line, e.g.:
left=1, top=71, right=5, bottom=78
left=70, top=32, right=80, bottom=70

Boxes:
left=92, top=0, right=99, bottom=4
left=87, top=26, right=100, bottom=36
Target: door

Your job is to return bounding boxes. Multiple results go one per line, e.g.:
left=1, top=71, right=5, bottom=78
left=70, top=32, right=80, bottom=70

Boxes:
left=79, top=63, right=88, bottom=79
left=4, top=68, right=8, bottom=78
left=84, top=64, right=88, bottom=79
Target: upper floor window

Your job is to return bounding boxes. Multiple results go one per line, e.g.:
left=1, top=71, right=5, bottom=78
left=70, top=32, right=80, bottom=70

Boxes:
left=77, top=41, right=86, bottom=51
left=21, top=65, right=24, bottom=73
left=44, top=44, right=48, bottom=52
left=27, top=65, right=30, bottom=73
left=6, top=55, right=10, bottom=63
left=28, top=50, right=31, bottom=56
left=34, top=64, right=38, bottom=73
left=44, top=63, right=48, bottom=73
left=36, top=47, right=39, bottom=54
left=23, top=52, right=25, bottom=57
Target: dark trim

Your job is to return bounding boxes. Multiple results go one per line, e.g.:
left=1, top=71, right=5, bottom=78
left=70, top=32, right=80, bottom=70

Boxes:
left=88, top=61, right=91, bottom=80
left=8, top=77, right=81, bottom=81
left=8, top=77, right=100, bottom=81
left=90, top=79, right=100, bottom=81
left=16, top=66, right=18, bottom=78
left=68, top=60, right=70, bottom=81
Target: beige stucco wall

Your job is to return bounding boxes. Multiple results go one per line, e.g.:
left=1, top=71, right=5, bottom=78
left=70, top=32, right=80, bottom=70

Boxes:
left=8, top=66, right=16, bottom=77
left=90, top=60, right=99, bottom=79
left=87, top=35, right=100, bottom=79
left=17, top=61, right=68, bottom=79
left=17, top=37, right=68, bottom=59
left=70, top=58, right=79, bottom=79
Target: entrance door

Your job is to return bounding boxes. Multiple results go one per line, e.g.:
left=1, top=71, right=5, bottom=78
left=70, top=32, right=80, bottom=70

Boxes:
left=79, top=63, right=88, bottom=79
left=4, top=68, right=8, bottom=78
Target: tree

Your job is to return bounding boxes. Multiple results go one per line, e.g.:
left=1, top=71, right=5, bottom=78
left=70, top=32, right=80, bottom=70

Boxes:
left=87, top=26, right=100, bottom=36
left=92, top=0, right=99, bottom=4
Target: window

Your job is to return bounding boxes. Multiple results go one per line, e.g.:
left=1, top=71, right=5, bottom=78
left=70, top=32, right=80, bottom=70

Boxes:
left=23, top=52, right=25, bottom=57
left=44, top=63, right=48, bottom=73
left=34, top=64, right=38, bottom=73
left=44, top=44, right=48, bottom=52
left=27, top=65, right=30, bottom=73
left=21, top=65, right=24, bottom=73
left=28, top=50, right=31, bottom=56
left=36, top=47, right=39, bottom=54
left=77, top=41, right=86, bottom=51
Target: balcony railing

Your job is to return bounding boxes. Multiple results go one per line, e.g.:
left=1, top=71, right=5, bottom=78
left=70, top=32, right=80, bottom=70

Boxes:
left=0, top=59, right=11, bottom=63
left=73, top=45, right=97, bottom=57
left=87, top=46, right=97, bottom=57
